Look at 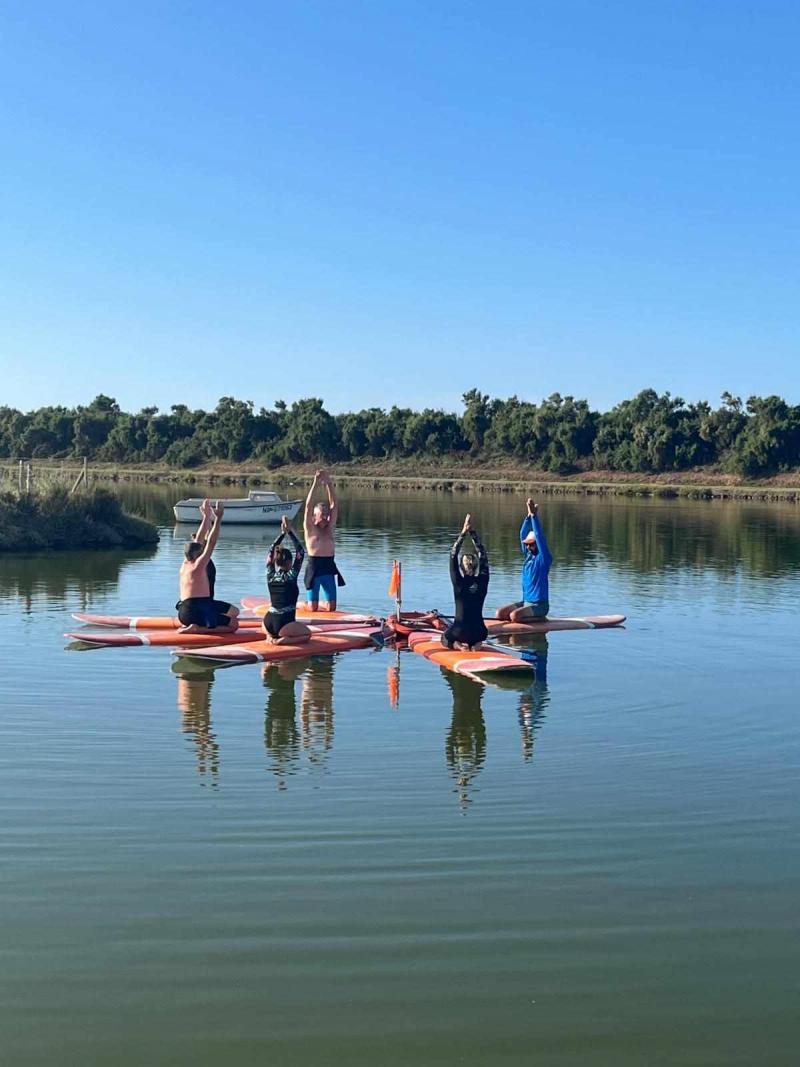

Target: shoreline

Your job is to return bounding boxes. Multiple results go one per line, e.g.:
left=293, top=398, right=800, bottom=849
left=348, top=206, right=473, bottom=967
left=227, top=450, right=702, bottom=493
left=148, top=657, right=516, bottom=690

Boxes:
left=3, top=460, right=800, bottom=502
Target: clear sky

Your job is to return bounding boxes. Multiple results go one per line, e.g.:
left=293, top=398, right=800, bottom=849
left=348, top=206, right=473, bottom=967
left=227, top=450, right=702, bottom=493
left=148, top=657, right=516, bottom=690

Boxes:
left=1, top=0, right=798, bottom=415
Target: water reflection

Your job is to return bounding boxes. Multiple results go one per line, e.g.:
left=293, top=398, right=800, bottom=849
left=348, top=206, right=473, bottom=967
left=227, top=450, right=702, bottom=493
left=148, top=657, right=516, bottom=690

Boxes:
left=173, top=666, right=220, bottom=787
left=174, top=523, right=277, bottom=546
left=442, top=635, right=551, bottom=810
left=111, top=484, right=800, bottom=580
left=0, top=545, right=157, bottom=612
left=262, top=660, right=306, bottom=789
left=508, top=635, right=550, bottom=762
left=300, top=659, right=336, bottom=768
left=262, top=656, right=337, bottom=787
left=443, top=671, right=487, bottom=813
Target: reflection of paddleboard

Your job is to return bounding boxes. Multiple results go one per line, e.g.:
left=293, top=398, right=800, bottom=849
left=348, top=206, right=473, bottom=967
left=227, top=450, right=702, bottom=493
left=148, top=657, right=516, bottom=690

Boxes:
left=408, top=632, right=535, bottom=680
left=388, top=611, right=626, bottom=637
left=66, top=619, right=379, bottom=648
left=172, top=627, right=383, bottom=665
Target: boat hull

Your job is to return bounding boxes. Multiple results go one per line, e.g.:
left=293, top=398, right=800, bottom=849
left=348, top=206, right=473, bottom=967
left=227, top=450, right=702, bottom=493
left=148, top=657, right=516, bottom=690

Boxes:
left=172, top=499, right=302, bottom=524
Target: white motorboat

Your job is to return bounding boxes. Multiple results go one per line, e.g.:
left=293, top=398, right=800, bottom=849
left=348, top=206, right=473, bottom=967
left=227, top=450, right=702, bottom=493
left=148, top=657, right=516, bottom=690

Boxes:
left=173, top=490, right=302, bottom=525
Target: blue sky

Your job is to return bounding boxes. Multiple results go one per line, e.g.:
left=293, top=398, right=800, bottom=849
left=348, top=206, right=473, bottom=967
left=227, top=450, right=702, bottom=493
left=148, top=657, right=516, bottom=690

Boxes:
left=1, top=0, right=798, bottom=415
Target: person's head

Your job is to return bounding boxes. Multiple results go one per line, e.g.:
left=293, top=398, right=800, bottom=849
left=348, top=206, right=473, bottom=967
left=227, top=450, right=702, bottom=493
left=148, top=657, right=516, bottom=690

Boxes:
left=313, top=502, right=331, bottom=528
left=275, top=546, right=293, bottom=571
left=461, top=553, right=478, bottom=576
left=522, top=532, right=539, bottom=556
left=184, top=540, right=204, bottom=562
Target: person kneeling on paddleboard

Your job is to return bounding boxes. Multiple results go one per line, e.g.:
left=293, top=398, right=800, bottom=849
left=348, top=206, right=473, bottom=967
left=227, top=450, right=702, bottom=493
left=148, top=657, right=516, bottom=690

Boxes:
left=303, top=469, right=345, bottom=612
left=264, top=516, right=311, bottom=645
left=442, top=514, right=490, bottom=651
left=496, top=498, right=552, bottom=623
left=177, top=501, right=240, bottom=634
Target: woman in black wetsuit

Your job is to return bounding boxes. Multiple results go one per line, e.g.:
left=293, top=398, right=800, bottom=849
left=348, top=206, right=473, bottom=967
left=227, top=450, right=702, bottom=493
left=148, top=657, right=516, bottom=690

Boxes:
left=263, top=516, right=312, bottom=644
left=442, top=513, right=490, bottom=651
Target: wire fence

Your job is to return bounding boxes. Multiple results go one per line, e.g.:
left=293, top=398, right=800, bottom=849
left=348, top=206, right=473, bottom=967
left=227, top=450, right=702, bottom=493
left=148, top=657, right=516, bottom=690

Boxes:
left=0, top=458, right=90, bottom=495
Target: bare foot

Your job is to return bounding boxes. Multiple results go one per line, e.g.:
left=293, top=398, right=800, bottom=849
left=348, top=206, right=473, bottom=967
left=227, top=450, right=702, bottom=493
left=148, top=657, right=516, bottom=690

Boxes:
left=178, top=624, right=202, bottom=634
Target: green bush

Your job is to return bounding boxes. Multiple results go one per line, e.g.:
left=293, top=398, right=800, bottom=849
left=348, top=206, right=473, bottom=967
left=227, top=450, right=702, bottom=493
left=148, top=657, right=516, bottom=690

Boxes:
left=0, top=487, right=159, bottom=552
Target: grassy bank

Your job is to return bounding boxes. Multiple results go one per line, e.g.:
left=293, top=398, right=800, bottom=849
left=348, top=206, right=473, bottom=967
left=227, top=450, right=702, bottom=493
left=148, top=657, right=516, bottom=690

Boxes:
left=3, top=460, right=800, bottom=502
left=0, top=486, right=159, bottom=552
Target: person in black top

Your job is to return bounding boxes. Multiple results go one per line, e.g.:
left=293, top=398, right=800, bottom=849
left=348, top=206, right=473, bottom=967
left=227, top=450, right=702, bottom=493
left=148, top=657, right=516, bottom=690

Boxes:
left=263, top=516, right=312, bottom=644
left=442, top=513, right=490, bottom=651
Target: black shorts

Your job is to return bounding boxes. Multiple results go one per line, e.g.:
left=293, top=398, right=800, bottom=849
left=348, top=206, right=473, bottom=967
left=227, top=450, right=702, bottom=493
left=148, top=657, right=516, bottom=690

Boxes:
left=442, top=620, right=488, bottom=649
left=176, top=597, right=234, bottom=628
left=263, top=609, right=295, bottom=638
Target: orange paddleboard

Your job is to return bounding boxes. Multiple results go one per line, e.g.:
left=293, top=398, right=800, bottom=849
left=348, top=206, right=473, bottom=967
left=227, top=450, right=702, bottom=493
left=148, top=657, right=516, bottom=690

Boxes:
left=72, top=609, right=377, bottom=630
left=407, top=632, right=534, bottom=680
left=172, top=627, right=383, bottom=665
left=66, top=619, right=379, bottom=649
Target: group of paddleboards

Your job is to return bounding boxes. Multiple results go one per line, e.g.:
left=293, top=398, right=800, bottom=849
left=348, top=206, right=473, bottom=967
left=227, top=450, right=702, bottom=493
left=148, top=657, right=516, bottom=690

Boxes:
left=67, top=473, right=625, bottom=679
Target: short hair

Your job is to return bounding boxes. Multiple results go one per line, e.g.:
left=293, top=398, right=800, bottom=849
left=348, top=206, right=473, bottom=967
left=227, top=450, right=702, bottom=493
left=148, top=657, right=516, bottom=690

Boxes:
left=184, top=540, right=204, bottom=561
left=275, top=547, right=292, bottom=569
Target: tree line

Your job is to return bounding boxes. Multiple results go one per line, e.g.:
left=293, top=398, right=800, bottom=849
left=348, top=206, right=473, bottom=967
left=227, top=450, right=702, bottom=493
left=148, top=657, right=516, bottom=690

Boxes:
left=1, top=389, right=798, bottom=477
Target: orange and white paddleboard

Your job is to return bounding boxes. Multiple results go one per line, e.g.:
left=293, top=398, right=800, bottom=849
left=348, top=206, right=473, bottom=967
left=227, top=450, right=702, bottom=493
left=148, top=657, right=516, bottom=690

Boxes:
left=240, top=597, right=377, bottom=624
left=71, top=608, right=377, bottom=630
left=171, top=627, right=383, bottom=665
left=66, top=618, right=380, bottom=649
left=387, top=611, right=626, bottom=638
left=407, top=632, right=535, bottom=680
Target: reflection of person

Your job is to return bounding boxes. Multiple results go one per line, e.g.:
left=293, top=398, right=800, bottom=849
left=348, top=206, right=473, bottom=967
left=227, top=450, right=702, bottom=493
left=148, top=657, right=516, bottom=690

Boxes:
left=303, top=469, right=344, bottom=612
left=512, top=635, right=550, bottom=761
left=263, top=660, right=306, bottom=789
left=443, top=513, right=490, bottom=651
left=496, top=498, right=552, bottom=622
left=443, top=669, right=487, bottom=813
left=263, top=516, right=311, bottom=644
left=177, top=500, right=240, bottom=633
left=174, top=666, right=219, bottom=784
left=300, top=657, right=335, bottom=764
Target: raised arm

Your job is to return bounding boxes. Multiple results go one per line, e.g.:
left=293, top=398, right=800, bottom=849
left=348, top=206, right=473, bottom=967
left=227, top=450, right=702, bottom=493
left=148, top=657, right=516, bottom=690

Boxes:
left=450, top=532, right=466, bottom=583
left=450, top=514, right=472, bottom=583
left=520, top=497, right=537, bottom=552
left=266, top=530, right=285, bottom=579
left=193, top=498, right=212, bottom=542
left=530, top=514, right=552, bottom=566
left=304, top=471, right=321, bottom=530
left=285, top=526, right=305, bottom=578
left=323, top=473, right=337, bottom=528
left=197, top=502, right=223, bottom=565
left=472, top=528, right=489, bottom=578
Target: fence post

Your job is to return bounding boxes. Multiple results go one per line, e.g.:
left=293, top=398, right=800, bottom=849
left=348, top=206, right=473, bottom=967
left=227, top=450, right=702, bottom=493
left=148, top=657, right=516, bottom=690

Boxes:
left=25, top=462, right=32, bottom=493
left=18, top=459, right=23, bottom=492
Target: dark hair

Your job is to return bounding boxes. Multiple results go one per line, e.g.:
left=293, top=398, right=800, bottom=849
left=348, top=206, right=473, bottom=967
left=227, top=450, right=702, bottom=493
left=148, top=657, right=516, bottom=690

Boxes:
left=184, top=540, right=204, bottom=561
left=275, top=547, right=293, bottom=569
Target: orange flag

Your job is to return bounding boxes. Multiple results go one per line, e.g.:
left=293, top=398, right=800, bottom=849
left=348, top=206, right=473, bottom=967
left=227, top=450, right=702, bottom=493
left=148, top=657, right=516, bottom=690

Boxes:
left=388, top=560, right=400, bottom=599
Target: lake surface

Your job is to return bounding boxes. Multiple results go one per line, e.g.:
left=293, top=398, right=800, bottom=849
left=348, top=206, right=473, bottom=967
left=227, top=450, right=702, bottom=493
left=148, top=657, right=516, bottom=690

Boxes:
left=1, top=487, right=799, bottom=1065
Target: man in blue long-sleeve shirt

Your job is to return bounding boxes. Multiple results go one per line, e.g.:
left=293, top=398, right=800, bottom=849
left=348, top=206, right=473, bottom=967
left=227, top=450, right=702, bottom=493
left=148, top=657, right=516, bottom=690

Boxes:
left=496, top=498, right=552, bottom=622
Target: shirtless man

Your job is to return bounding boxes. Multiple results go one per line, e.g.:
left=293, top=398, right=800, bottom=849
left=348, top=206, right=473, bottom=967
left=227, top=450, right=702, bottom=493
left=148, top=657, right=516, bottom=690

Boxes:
left=303, top=469, right=344, bottom=612
left=176, top=500, right=240, bottom=633
left=496, top=498, right=552, bottom=622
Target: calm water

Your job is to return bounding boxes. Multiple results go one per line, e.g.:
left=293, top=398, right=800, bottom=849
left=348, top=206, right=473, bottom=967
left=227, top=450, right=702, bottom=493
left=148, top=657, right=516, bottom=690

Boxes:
left=1, top=488, right=799, bottom=1065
